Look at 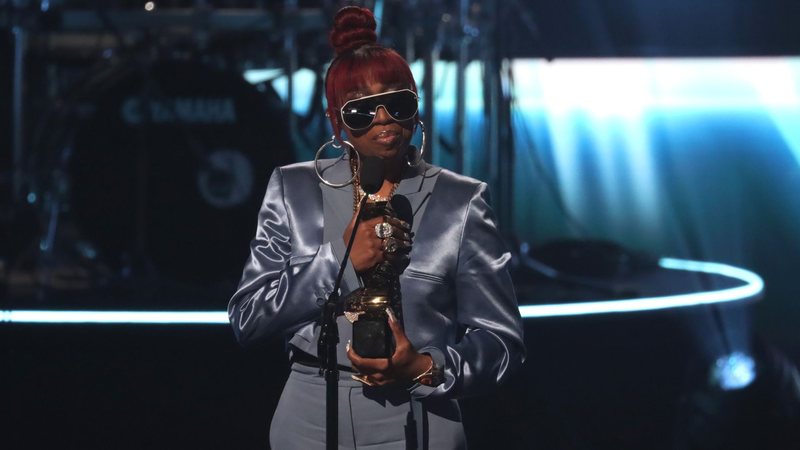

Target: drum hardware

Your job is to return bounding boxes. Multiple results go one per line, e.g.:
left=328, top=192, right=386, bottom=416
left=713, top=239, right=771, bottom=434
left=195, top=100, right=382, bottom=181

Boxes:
left=1, top=5, right=333, bottom=300
left=24, top=56, right=293, bottom=295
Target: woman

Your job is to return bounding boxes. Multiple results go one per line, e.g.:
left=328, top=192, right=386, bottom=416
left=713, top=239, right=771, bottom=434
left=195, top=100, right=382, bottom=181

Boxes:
left=228, top=6, right=524, bottom=449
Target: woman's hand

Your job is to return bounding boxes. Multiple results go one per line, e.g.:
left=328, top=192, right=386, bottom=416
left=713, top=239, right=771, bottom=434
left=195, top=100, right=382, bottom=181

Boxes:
left=347, top=308, right=433, bottom=386
left=343, top=211, right=412, bottom=273
left=343, top=215, right=385, bottom=272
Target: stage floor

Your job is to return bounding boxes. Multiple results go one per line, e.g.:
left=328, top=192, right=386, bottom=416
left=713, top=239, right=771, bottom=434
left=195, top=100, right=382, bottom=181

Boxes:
left=4, top=309, right=799, bottom=450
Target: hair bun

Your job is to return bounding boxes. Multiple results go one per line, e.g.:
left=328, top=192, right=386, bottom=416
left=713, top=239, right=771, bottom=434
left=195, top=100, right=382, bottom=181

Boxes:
left=329, top=6, right=377, bottom=56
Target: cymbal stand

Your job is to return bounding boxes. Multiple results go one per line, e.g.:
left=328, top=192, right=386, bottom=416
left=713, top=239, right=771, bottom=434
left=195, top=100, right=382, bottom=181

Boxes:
left=11, top=10, right=27, bottom=204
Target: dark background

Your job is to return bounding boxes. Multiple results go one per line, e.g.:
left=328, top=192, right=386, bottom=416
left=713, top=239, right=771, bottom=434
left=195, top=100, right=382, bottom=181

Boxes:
left=5, top=303, right=799, bottom=449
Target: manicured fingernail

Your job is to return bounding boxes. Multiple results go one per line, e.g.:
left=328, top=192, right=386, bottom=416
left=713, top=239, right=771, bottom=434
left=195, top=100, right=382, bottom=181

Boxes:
left=385, top=308, right=396, bottom=323
left=346, top=340, right=351, bottom=352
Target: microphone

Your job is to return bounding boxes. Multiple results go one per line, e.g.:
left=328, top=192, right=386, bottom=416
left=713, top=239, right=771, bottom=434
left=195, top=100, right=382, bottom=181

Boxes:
left=319, top=155, right=384, bottom=366
left=347, top=179, right=412, bottom=359
left=359, top=156, right=384, bottom=194
left=389, top=194, right=413, bottom=230
left=316, top=153, right=383, bottom=450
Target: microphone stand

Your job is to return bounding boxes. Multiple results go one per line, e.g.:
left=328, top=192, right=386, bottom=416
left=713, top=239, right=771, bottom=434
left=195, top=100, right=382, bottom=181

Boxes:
left=318, top=194, right=369, bottom=450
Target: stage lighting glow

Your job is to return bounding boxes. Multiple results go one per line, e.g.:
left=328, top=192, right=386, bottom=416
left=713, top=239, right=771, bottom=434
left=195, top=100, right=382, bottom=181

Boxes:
left=1, top=258, right=761, bottom=324
left=242, top=68, right=283, bottom=84
left=374, top=0, right=385, bottom=37
left=517, top=258, right=763, bottom=318
left=710, top=352, right=757, bottom=390
left=0, top=310, right=228, bottom=324
left=265, top=68, right=316, bottom=115
left=506, top=57, right=800, bottom=246
left=512, top=58, right=800, bottom=111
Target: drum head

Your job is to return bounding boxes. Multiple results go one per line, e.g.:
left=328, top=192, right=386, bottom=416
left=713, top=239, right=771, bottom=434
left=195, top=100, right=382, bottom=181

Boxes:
left=68, top=60, right=292, bottom=285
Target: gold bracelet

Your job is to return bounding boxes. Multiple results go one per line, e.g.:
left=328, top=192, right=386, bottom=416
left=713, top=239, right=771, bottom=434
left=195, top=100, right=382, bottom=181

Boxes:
left=412, top=355, right=442, bottom=386
left=412, top=357, right=435, bottom=382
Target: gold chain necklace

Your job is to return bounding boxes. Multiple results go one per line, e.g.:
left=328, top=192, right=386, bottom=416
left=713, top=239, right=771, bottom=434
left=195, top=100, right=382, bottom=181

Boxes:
left=350, top=157, right=399, bottom=211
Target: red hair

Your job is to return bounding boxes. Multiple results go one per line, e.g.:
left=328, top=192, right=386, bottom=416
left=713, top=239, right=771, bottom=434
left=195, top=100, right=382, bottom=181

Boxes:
left=325, top=7, right=417, bottom=136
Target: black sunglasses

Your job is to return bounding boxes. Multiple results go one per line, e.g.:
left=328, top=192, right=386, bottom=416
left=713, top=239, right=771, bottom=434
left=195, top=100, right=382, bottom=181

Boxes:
left=339, top=89, right=418, bottom=131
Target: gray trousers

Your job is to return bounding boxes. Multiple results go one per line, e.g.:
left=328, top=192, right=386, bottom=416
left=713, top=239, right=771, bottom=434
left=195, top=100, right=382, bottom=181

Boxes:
left=270, top=363, right=466, bottom=449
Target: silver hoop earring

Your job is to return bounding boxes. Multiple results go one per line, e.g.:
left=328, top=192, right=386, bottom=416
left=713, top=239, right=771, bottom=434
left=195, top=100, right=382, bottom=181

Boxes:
left=315, top=136, right=359, bottom=188
left=407, top=120, right=426, bottom=167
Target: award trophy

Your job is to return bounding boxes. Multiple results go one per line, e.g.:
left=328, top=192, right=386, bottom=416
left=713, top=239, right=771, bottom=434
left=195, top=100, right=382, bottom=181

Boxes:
left=344, top=200, right=409, bottom=358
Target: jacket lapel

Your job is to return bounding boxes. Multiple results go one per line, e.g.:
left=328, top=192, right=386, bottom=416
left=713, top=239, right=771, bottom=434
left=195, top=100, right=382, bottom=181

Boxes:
left=395, top=162, right=441, bottom=234
left=318, top=158, right=359, bottom=293
left=318, top=158, right=441, bottom=269
left=319, top=158, right=355, bottom=244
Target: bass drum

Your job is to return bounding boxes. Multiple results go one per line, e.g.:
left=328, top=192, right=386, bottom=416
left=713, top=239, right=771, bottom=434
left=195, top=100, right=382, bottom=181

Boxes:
left=66, top=59, right=292, bottom=286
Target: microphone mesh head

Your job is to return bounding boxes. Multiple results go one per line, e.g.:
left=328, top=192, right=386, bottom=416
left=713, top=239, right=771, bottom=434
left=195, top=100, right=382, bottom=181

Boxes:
left=360, top=156, right=384, bottom=194
left=389, top=195, right=413, bottom=228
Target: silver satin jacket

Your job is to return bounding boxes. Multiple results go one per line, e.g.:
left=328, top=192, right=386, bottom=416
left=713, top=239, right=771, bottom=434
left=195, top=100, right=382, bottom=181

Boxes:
left=228, top=157, right=525, bottom=399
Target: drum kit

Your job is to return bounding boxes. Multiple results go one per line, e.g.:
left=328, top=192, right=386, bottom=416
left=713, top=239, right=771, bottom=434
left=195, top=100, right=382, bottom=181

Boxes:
left=1, top=4, right=312, bottom=304
left=2, top=1, right=450, bottom=304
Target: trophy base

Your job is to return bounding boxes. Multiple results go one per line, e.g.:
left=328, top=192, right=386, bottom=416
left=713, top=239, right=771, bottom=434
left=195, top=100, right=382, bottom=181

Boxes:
left=352, top=316, right=393, bottom=359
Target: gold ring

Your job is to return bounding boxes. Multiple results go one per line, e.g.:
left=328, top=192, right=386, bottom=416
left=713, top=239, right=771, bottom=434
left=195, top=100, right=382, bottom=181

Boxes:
left=351, top=374, right=375, bottom=386
left=382, top=237, right=399, bottom=254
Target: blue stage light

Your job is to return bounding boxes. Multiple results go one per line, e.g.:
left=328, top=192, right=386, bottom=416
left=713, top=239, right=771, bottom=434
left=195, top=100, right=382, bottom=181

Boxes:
left=0, top=258, right=762, bottom=324
left=710, top=352, right=757, bottom=390
left=0, top=310, right=228, bottom=324
left=518, top=258, right=763, bottom=318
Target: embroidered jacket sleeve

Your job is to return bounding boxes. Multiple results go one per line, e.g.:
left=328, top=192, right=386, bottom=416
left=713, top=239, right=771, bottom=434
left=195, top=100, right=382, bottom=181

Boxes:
left=228, top=168, right=346, bottom=346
